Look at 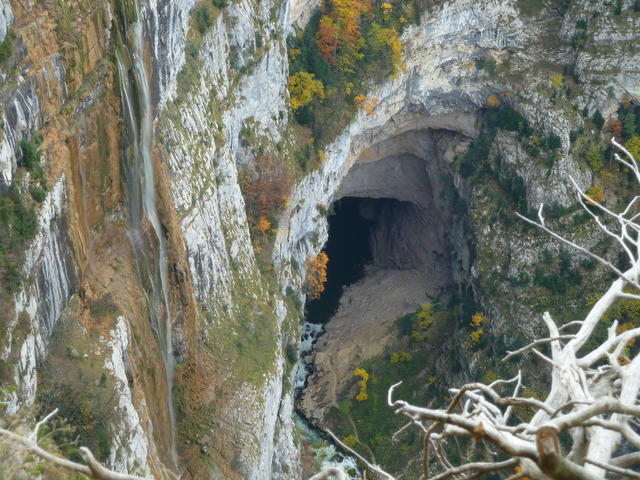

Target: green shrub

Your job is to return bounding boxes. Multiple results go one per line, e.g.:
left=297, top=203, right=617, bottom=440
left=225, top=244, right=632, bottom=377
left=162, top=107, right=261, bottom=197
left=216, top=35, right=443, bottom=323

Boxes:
left=19, top=137, right=42, bottom=172
left=29, top=187, right=46, bottom=203
left=475, top=58, right=496, bottom=75
left=212, top=0, right=229, bottom=8
left=38, top=382, right=114, bottom=463
left=194, top=7, right=212, bottom=35
left=615, top=0, right=623, bottom=15
left=0, top=34, right=13, bottom=64
left=572, top=20, right=588, bottom=50
left=546, top=134, right=562, bottom=150
left=14, top=203, right=38, bottom=240
left=486, top=105, right=531, bottom=136
left=4, top=263, right=23, bottom=294
left=592, top=110, right=605, bottom=131
left=88, top=293, right=119, bottom=318
left=389, top=351, right=412, bottom=364
left=623, top=112, right=637, bottom=138
left=285, top=343, right=298, bottom=365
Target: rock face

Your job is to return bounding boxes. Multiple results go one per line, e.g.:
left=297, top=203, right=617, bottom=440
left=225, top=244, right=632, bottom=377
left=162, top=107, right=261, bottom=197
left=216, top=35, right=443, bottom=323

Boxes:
left=0, top=0, right=639, bottom=478
left=0, top=0, right=11, bottom=43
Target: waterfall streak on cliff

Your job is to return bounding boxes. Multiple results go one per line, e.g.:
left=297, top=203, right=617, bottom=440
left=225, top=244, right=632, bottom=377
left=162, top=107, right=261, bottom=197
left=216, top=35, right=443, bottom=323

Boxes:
left=116, top=16, right=178, bottom=468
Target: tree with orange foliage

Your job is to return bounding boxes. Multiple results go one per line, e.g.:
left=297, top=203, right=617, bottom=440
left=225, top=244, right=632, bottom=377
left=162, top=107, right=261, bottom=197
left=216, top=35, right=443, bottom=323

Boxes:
left=304, top=252, right=329, bottom=299
left=487, top=94, right=501, bottom=108
left=316, top=15, right=339, bottom=64
left=254, top=216, right=271, bottom=235
left=316, top=0, right=371, bottom=71
left=354, top=94, right=379, bottom=115
left=238, top=153, right=292, bottom=235
left=605, top=118, right=623, bottom=142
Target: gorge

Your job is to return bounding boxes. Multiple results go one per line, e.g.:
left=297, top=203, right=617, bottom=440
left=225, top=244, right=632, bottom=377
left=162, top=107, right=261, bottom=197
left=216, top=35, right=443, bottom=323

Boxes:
left=1, top=0, right=640, bottom=479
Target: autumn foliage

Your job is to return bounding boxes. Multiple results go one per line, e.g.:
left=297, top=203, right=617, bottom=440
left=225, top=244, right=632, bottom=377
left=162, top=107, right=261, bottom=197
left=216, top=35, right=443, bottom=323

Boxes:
left=287, top=0, right=412, bottom=147
left=354, top=367, right=369, bottom=401
left=486, top=94, right=501, bottom=108
left=469, top=312, right=487, bottom=345
left=585, top=185, right=605, bottom=205
left=304, top=252, right=329, bottom=299
left=288, top=71, right=325, bottom=110
left=354, top=94, right=379, bottom=115
left=316, top=0, right=371, bottom=68
left=238, top=153, right=292, bottom=238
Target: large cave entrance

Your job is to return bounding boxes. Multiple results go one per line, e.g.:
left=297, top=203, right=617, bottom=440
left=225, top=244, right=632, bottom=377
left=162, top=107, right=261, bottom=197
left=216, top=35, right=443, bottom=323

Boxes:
left=305, top=194, right=452, bottom=326
left=300, top=129, right=473, bottom=411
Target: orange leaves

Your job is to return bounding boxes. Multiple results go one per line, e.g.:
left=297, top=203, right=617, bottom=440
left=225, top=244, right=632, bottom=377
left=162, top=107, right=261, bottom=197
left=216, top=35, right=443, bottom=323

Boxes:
left=585, top=186, right=604, bottom=205
left=605, top=118, right=623, bottom=142
left=487, top=94, right=501, bottom=108
left=304, top=252, right=329, bottom=299
left=255, top=216, right=272, bottom=235
left=238, top=153, right=292, bottom=238
left=512, top=465, right=531, bottom=480
left=316, top=0, right=371, bottom=70
left=354, top=94, right=379, bottom=115
left=317, top=15, right=339, bottom=64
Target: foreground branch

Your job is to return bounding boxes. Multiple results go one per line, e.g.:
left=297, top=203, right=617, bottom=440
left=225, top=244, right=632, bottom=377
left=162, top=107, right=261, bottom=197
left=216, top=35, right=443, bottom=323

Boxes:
left=0, top=412, right=146, bottom=480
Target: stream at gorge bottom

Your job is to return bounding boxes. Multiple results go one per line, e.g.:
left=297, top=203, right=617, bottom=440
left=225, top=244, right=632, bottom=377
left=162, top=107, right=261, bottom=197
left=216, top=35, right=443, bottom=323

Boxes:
left=295, top=197, right=403, bottom=479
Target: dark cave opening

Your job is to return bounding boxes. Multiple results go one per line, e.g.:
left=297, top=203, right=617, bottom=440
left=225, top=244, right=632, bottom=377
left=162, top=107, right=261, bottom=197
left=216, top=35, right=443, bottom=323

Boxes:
left=304, top=196, right=421, bottom=324
left=305, top=197, right=374, bottom=324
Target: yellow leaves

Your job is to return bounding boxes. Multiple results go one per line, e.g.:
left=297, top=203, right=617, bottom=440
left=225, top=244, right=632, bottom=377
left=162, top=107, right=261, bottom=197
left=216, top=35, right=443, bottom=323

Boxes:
left=354, top=94, right=379, bottom=115
left=625, top=136, right=640, bottom=159
left=470, top=313, right=486, bottom=328
left=381, top=2, right=393, bottom=13
left=487, top=94, right=501, bottom=108
left=550, top=73, right=565, bottom=88
left=343, top=434, right=357, bottom=447
left=469, top=329, right=484, bottom=344
left=304, top=252, right=329, bottom=299
left=616, top=321, right=637, bottom=362
left=469, top=313, right=487, bottom=345
left=255, top=215, right=271, bottom=236
left=288, top=71, right=325, bottom=111
left=585, top=186, right=604, bottom=205
left=368, top=23, right=405, bottom=75
left=354, top=368, right=369, bottom=381
left=354, top=368, right=369, bottom=401
left=390, top=351, right=412, bottom=364
left=411, top=303, right=434, bottom=341
left=289, top=48, right=301, bottom=59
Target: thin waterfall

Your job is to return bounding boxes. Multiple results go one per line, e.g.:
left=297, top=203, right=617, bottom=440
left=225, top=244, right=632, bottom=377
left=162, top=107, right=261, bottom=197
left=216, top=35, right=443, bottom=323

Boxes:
left=116, top=9, right=178, bottom=469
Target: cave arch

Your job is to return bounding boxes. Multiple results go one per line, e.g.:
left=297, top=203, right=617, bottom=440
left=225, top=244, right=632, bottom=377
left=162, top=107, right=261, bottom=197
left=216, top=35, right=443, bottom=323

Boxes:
left=300, top=127, right=474, bottom=417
